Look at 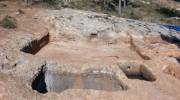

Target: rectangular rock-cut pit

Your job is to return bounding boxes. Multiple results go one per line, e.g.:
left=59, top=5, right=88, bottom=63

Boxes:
left=31, top=67, right=127, bottom=94
left=21, top=33, right=49, bottom=54
left=119, top=63, right=156, bottom=81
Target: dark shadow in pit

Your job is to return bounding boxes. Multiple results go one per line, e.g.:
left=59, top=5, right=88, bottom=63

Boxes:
left=126, top=74, right=147, bottom=80
left=160, top=34, right=180, bottom=48
left=176, top=57, right=180, bottom=64
left=32, top=71, right=127, bottom=94
left=89, top=33, right=98, bottom=40
left=32, top=67, right=48, bottom=94
left=21, top=34, right=49, bottom=55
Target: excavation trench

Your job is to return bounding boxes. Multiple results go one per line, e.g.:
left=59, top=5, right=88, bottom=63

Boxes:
left=21, top=33, right=50, bottom=54
left=119, top=64, right=156, bottom=81
left=32, top=67, right=126, bottom=94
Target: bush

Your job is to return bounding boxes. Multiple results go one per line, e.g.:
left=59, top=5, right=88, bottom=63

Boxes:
left=130, top=1, right=142, bottom=8
left=129, top=11, right=142, bottom=20
left=0, top=15, right=17, bottom=29
left=41, top=0, right=62, bottom=5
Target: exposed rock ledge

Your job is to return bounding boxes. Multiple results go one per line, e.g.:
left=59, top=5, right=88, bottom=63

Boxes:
left=37, top=8, right=179, bottom=43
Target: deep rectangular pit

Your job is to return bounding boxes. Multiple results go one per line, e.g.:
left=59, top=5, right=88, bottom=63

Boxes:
left=45, top=73, right=124, bottom=93
left=32, top=68, right=127, bottom=93
left=21, top=34, right=49, bottom=54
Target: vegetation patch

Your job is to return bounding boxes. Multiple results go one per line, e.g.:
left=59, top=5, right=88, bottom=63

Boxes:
left=27, top=0, right=180, bottom=24
left=0, top=15, right=17, bottom=29
left=40, top=0, right=62, bottom=5
left=157, top=7, right=180, bottom=17
left=51, top=0, right=180, bottom=25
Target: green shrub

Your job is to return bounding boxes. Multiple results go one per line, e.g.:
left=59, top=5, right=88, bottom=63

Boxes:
left=41, top=0, right=62, bottom=5
left=0, top=15, right=17, bottom=29
left=130, top=1, right=142, bottom=8
left=129, top=11, right=142, bottom=20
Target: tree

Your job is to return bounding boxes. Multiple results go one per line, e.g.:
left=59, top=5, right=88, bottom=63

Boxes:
left=118, top=0, right=122, bottom=15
